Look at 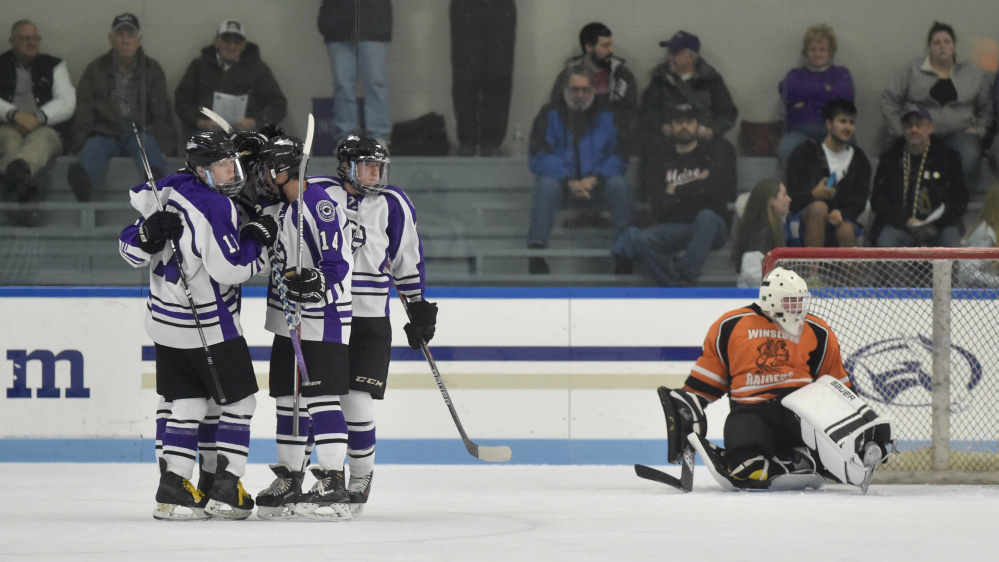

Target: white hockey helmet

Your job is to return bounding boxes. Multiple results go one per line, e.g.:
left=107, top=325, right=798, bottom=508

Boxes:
left=759, top=267, right=811, bottom=338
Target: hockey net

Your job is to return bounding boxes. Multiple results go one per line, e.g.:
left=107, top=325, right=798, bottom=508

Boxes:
left=764, top=247, right=999, bottom=484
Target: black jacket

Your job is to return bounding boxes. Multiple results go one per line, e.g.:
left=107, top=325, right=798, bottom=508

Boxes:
left=786, top=138, right=872, bottom=223
left=318, top=0, right=393, bottom=43
left=639, top=137, right=737, bottom=225
left=870, top=135, right=968, bottom=238
left=639, top=58, right=738, bottom=137
left=0, top=50, right=72, bottom=139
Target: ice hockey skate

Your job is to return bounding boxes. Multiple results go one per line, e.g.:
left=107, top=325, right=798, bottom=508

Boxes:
left=153, top=459, right=209, bottom=521
left=205, top=456, right=254, bottom=520
left=859, top=441, right=884, bottom=495
left=294, top=466, right=352, bottom=521
left=256, top=464, right=305, bottom=520
left=347, top=471, right=373, bottom=516
left=689, top=434, right=825, bottom=492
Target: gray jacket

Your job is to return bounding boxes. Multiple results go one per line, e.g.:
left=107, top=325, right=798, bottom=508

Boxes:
left=881, top=56, right=993, bottom=137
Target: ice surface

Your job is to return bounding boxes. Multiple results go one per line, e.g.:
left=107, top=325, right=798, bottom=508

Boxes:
left=1, top=463, right=997, bottom=561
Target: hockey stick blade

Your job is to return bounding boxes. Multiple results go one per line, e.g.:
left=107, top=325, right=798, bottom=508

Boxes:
left=470, top=443, right=513, bottom=463
left=635, top=464, right=691, bottom=493
left=199, top=107, right=233, bottom=134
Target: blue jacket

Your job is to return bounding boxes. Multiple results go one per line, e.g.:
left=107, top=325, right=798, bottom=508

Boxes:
left=528, top=100, right=627, bottom=180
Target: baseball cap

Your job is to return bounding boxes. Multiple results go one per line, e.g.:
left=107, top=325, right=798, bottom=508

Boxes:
left=901, top=104, right=931, bottom=122
left=672, top=103, right=697, bottom=120
left=217, top=20, right=246, bottom=40
left=659, top=30, right=700, bottom=53
left=111, top=13, right=140, bottom=32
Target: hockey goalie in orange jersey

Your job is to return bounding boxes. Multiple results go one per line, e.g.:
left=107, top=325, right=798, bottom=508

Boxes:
left=659, top=267, right=892, bottom=492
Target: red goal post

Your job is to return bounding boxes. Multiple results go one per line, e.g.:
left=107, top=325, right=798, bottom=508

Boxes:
left=764, top=247, right=999, bottom=484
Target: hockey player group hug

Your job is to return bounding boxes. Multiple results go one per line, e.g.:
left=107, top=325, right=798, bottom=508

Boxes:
left=119, top=121, right=436, bottom=520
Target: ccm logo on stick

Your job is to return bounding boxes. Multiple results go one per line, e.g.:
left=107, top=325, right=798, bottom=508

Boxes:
left=5, top=349, right=90, bottom=398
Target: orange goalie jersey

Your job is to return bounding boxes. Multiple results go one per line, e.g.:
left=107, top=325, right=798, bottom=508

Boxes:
left=682, top=303, right=850, bottom=405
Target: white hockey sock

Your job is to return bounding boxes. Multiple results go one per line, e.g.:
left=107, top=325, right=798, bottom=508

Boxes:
left=275, top=396, right=311, bottom=472
left=162, top=398, right=210, bottom=479
left=216, top=395, right=255, bottom=478
left=342, top=389, right=376, bottom=476
left=155, top=397, right=171, bottom=463
left=308, top=394, right=349, bottom=471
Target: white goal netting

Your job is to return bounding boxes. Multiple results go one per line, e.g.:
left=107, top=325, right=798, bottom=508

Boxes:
left=766, top=248, right=999, bottom=484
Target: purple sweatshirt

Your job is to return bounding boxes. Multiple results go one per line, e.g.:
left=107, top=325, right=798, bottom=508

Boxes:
left=779, top=65, right=855, bottom=130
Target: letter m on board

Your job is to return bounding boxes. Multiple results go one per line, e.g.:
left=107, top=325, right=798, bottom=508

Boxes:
left=6, top=350, right=90, bottom=398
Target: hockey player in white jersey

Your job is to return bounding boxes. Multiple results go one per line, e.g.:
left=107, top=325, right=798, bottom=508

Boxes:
left=119, top=130, right=277, bottom=520
left=309, top=135, right=437, bottom=514
left=249, top=135, right=356, bottom=520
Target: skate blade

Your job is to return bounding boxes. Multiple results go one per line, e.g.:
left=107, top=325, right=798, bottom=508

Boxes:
left=205, top=499, right=253, bottom=520
left=859, top=443, right=883, bottom=495
left=256, top=505, right=299, bottom=520
left=348, top=503, right=365, bottom=516
left=153, top=503, right=209, bottom=521
left=294, top=502, right=353, bottom=521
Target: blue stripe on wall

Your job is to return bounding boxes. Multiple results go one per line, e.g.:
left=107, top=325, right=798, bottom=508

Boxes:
left=140, top=345, right=703, bottom=362
left=0, top=438, right=688, bottom=465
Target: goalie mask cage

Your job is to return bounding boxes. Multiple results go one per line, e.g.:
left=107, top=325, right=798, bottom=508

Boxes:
left=764, top=247, right=999, bottom=484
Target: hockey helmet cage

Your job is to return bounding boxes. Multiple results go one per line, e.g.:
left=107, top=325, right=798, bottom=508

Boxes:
left=186, top=130, right=246, bottom=197
left=759, top=267, right=811, bottom=338
left=336, top=135, right=390, bottom=196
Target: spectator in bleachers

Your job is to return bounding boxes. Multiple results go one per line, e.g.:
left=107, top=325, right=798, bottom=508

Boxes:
left=730, top=178, right=790, bottom=288
left=613, top=103, right=736, bottom=285
left=67, top=13, right=176, bottom=202
left=527, top=65, right=632, bottom=275
left=785, top=99, right=871, bottom=248
left=318, top=0, right=392, bottom=146
left=960, top=182, right=999, bottom=287
left=1, top=19, right=75, bottom=213
left=639, top=30, right=737, bottom=144
left=549, top=23, right=637, bottom=153
left=777, top=24, right=854, bottom=172
left=174, top=20, right=287, bottom=141
left=450, top=0, right=516, bottom=157
left=881, top=21, right=993, bottom=192
left=870, top=104, right=968, bottom=247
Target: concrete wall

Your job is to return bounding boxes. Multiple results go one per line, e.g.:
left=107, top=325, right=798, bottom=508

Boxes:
left=6, top=0, right=998, bottom=156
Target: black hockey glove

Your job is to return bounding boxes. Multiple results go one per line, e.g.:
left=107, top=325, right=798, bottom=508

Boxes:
left=669, top=389, right=708, bottom=438
left=138, top=210, right=183, bottom=253
left=282, top=268, right=328, bottom=305
left=241, top=214, right=278, bottom=247
left=403, top=299, right=438, bottom=350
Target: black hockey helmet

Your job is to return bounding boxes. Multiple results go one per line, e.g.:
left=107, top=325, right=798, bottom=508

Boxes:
left=186, top=130, right=246, bottom=197
left=251, top=135, right=305, bottom=202
left=336, top=135, right=390, bottom=196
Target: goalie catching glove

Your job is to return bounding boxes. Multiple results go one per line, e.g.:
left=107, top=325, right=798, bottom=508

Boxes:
left=282, top=268, right=330, bottom=305
left=138, top=210, right=183, bottom=253
left=403, top=299, right=438, bottom=350
left=241, top=214, right=278, bottom=246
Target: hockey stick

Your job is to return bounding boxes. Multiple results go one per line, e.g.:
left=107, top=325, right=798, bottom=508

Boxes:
left=290, top=114, right=316, bottom=436
left=199, top=107, right=233, bottom=135
left=392, top=284, right=512, bottom=463
left=114, top=91, right=227, bottom=403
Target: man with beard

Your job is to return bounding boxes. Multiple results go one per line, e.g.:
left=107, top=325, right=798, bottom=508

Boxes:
left=549, top=23, right=637, bottom=149
left=869, top=104, right=967, bottom=247
left=785, top=99, right=871, bottom=247
left=613, top=103, right=735, bottom=285
left=527, top=65, right=632, bottom=274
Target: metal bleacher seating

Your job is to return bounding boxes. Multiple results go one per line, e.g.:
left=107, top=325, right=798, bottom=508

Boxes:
left=0, top=154, right=990, bottom=287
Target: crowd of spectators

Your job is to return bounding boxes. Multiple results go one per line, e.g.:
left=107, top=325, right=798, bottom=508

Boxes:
left=1, top=10, right=997, bottom=286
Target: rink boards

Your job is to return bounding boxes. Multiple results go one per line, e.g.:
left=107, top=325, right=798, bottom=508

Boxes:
left=1, top=286, right=996, bottom=463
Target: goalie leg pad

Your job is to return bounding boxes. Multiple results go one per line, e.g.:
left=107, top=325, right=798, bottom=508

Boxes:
left=783, top=375, right=893, bottom=488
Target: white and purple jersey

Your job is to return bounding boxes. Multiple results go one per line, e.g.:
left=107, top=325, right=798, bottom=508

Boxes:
left=260, top=179, right=353, bottom=343
left=119, top=172, right=265, bottom=349
left=312, top=175, right=426, bottom=317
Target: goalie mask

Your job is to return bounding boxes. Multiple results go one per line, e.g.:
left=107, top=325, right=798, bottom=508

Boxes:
left=759, top=267, right=811, bottom=339
left=186, top=130, right=246, bottom=197
left=336, top=135, right=390, bottom=196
